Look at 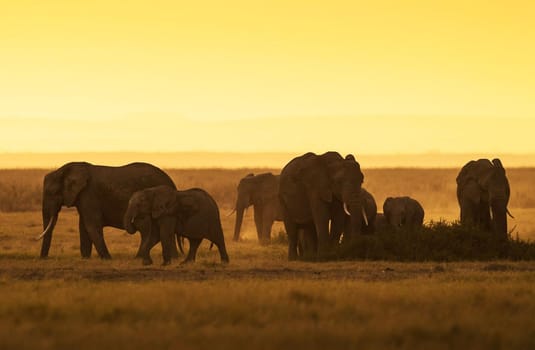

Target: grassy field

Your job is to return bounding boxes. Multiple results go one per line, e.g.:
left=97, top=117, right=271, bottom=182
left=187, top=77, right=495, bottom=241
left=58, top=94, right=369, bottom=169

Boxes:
left=1, top=168, right=535, bottom=349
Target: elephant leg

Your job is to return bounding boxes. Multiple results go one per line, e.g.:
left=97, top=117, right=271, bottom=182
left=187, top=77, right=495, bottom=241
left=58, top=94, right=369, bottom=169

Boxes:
left=311, top=203, right=330, bottom=256
left=144, top=223, right=178, bottom=258
left=213, top=232, right=229, bottom=264
left=159, top=217, right=176, bottom=266
left=254, top=207, right=263, bottom=243
left=296, top=228, right=304, bottom=257
left=79, top=217, right=92, bottom=258
left=136, top=227, right=157, bottom=258
left=78, top=203, right=111, bottom=259
left=183, top=238, right=202, bottom=264
left=135, top=220, right=156, bottom=264
left=302, top=226, right=318, bottom=260
left=261, top=215, right=274, bottom=245
left=262, top=205, right=278, bottom=243
left=84, top=224, right=111, bottom=259
left=284, top=220, right=299, bottom=261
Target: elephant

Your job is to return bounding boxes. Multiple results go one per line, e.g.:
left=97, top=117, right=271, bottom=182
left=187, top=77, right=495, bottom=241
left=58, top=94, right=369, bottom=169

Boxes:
left=232, top=173, right=283, bottom=244
left=279, top=152, right=365, bottom=260
left=383, top=196, right=425, bottom=229
left=37, top=162, right=178, bottom=259
left=456, top=158, right=512, bottom=237
left=124, top=185, right=229, bottom=265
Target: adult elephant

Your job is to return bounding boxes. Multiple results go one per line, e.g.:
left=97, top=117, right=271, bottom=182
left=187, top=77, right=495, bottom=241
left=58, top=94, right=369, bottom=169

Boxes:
left=279, top=152, right=365, bottom=260
left=37, top=162, right=177, bottom=259
left=456, top=158, right=512, bottom=237
left=232, top=173, right=283, bottom=244
left=383, top=196, right=425, bottom=229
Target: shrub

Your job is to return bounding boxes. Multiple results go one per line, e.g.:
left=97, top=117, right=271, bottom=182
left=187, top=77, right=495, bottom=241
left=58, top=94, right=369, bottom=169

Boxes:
left=336, top=221, right=535, bottom=261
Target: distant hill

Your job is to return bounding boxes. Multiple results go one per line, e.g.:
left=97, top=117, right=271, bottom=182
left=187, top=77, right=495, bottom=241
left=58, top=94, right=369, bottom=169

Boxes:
left=1, top=152, right=535, bottom=169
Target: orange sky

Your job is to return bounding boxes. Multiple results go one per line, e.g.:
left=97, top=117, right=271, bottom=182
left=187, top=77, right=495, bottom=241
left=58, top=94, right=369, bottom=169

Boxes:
left=1, top=1, right=534, bottom=156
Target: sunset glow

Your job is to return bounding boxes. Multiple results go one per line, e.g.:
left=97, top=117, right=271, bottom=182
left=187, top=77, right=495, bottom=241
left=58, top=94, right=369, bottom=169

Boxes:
left=1, top=1, right=534, bottom=162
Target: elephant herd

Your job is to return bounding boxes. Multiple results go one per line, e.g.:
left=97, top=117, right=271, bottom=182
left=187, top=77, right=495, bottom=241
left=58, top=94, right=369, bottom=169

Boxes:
left=234, top=152, right=427, bottom=260
left=36, top=153, right=512, bottom=264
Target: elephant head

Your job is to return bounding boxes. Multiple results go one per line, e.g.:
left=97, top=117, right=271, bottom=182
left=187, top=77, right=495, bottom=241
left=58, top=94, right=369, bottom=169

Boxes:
left=232, top=173, right=278, bottom=241
left=124, top=185, right=184, bottom=265
left=301, top=152, right=365, bottom=239
left=38, top=162, right=90, bottom=258
left=124, top=188, right=156, bottom=235
left=456, top=158, right=511, bottom=236
left=124, top=185, right=196, bottom=234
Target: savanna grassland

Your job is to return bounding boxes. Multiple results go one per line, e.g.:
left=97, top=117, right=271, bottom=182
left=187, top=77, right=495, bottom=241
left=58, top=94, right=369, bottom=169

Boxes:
left=1, top=168, right=535, bottom=349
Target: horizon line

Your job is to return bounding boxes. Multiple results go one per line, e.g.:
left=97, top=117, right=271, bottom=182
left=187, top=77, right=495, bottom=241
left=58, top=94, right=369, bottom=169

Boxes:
left=2, top=151, right=535, bottom=170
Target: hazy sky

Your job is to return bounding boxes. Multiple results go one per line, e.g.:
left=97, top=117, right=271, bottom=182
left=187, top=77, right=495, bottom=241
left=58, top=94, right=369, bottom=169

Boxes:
left=1, top=1, right=534, bottom=154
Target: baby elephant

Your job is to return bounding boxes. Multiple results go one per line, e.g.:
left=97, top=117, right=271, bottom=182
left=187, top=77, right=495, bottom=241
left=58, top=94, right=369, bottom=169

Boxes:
left=383, top=197, right=425, bottom=229
left=124, top=185, right=229, bottom=265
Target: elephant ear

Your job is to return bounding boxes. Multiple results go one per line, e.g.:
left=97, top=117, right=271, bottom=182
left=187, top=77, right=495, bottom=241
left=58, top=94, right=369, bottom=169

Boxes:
left=492, top=158, right=504, bottom=169
left=151, top=189, right=177, bottom=219
left=456, top=160, right=477, bottom=187
left=62, top=164, right=89, bottom=207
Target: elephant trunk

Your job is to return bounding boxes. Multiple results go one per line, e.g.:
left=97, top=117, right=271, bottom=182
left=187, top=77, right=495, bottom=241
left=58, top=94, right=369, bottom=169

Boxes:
left=123, top=207, right=138, bottom=234
left=39, top=206, right=59, bottom=258
left=491, top=201, right=508, bottom=238
left=233, top=205, right=246, bottom=241
left=343, top=188, right=363, bottom=239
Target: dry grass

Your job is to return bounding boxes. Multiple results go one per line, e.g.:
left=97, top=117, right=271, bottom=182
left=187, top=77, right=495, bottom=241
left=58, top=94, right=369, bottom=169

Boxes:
left=1, top=210, right=535, bottom=349
left=1, top=168, right=535, bottom=349
left=1, top=167, right=535, bottom=213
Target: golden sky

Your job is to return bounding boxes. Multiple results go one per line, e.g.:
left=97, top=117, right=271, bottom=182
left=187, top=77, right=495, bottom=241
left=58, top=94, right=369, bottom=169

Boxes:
left=1, top=1, right=534, bottom=156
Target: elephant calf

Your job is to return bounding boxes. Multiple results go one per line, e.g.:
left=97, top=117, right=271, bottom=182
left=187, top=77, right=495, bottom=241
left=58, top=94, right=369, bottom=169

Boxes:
left=383, top=196, right=425, bottom=229
left=125, top=185, right=229, bottom=265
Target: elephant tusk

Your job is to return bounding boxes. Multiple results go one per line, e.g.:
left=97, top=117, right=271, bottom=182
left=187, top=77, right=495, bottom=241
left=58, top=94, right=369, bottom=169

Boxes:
left=506, top=208, right=515, bottom=219
left=343, top=202, right=351, bottom=216
left=36, top=217, right=54, bottom=241
left=131, top=216, right=136, bottom=224
left=361, top=207, right=368, bottom=226
left=226, top=208, right=236, bottom=217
